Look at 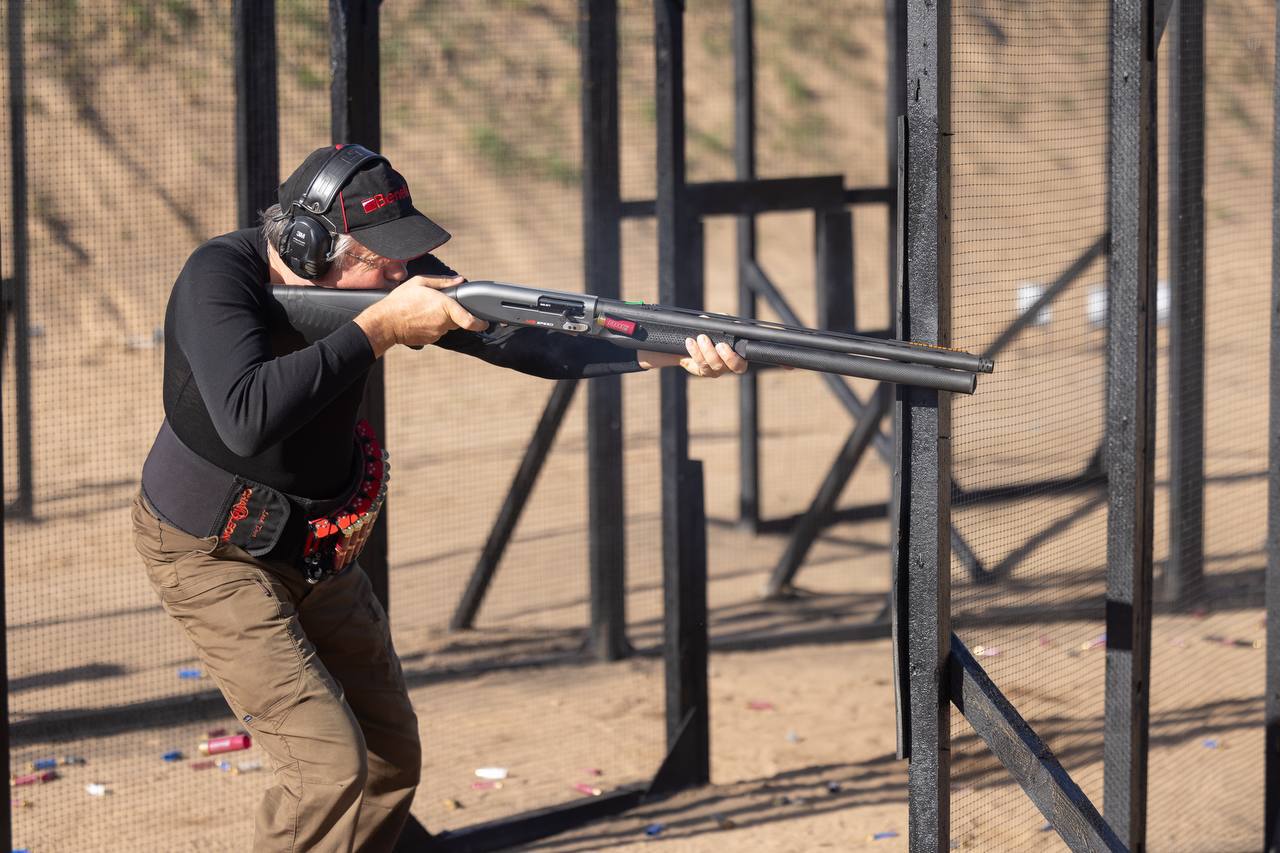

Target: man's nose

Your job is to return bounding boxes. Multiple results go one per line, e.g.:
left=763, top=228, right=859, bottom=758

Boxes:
left=385, top=262, right=409, bottom=282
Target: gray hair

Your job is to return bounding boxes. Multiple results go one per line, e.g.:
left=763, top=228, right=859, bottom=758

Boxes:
left=260, top=203, right=356, bottom=262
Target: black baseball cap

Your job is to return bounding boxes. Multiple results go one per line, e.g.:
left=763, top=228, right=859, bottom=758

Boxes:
left=278, top=144, right=451, bottom=261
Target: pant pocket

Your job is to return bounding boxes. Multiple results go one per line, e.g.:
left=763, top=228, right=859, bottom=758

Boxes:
left=161, top=565, right=321, bottom=726
left=131, top=492, right=221, bottom=590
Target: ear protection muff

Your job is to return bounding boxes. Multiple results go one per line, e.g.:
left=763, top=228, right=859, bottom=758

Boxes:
left=277, top=214, right=334, bottom=280
left=278, top=144, right=387, bottom=280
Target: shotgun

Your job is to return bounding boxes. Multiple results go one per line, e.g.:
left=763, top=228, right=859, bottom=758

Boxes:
left=271, top=281, right=992, bottom=394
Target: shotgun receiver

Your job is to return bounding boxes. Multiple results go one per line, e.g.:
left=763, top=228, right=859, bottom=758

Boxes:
left=271, top=281, right=992, bottom=394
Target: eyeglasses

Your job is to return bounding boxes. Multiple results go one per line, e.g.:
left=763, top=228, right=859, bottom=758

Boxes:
left=343, top=250, right=399, bottom=272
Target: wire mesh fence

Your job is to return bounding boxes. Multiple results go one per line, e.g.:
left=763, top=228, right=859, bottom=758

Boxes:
left=2, top=3, right=251, bottom=850
left=1145, top=0, right=1273, bottom=847
left=948, top=0, right=1111, bottom=845
left=946, top=0, right=1273, bottom=848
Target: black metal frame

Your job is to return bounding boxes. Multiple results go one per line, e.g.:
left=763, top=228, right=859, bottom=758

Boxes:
left=926, top=0, right=1207, bottom=604
left=894, top=0, right=1174, bottom=847
left=937, top=0, right=1208, bottom=614
left=234, top=0, right=278, bottom=231
left=654, top=0, right=713, bottom=792
left=1164, top=0, right=1206, bottom=608
left=4, top=0, right=32, bottom=522
left=2, top=5, right=25, bottom=842
left=581, top=0, right=630, bottom=663
left=895, top=0, right=953, bottom=843
left=895, top=0, right=1206, bottom=607
left=1103, top=0, right=1159, bottom=843
left=0, top=13, right=15, bottom=852
left=733, top=0, right=762, bottom=530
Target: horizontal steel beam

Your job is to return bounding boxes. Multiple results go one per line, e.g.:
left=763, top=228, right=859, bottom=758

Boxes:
left=621, top=175, right=852, bottom=218
left=845, top=186, right=895, bottom=205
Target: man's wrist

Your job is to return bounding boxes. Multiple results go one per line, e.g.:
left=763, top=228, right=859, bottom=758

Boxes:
left=354, top=310, right=395, bottom=358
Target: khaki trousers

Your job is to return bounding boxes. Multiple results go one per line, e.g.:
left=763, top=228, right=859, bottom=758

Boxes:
left=131, top=493, right=422, bottom=853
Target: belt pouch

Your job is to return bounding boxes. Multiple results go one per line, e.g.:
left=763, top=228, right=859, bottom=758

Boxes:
left=141, top=421, right=292, bottom=557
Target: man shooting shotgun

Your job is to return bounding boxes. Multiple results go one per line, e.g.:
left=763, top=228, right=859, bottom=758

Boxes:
left=273, top=280, right=992, bottom=395
left=130, top=144, right=745, bottom=853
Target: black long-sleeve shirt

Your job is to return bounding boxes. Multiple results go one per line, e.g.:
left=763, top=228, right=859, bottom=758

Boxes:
left=160, top=228, right=642, bottom=498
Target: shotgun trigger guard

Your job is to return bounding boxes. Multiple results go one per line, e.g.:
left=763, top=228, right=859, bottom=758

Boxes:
left=477, top=324, right=520, bottom=345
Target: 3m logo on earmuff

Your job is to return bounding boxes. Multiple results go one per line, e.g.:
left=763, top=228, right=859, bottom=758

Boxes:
left=361, top=185, right=410, bottom=214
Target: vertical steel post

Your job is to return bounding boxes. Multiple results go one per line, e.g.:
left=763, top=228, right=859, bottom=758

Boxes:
left=1265, top=2, right=1280, bottom=844
left=884, top=0, right=910, bottom=617
left=1104, top=0, right=1158, bottom=845
left=0, top=425, right=8, bottom=853
left=1164, top=0, right=1206, bottom=607
left=234, top=0, right=279, bottom=229
left=580, top=0, right=629, bottom=661
left=329, top=0, right=379, bottom=152
left=329, top=0, right=389, bottom=610
left=887, top=0, right=909, bottom=314
left=6, top=0, right=32, bottom=521
left=816, top=209, right=855, bottom=332
left=655, top=0, right=710, bottom=787
left=656, top=0, right=692, bottom=538
left=5, top=6, right=23, bottom=847
left=733, top=0, right=760, bottom=531
left=900, top=0, right=952, bottom=846
left=891, top=116, right=910, bottom=760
